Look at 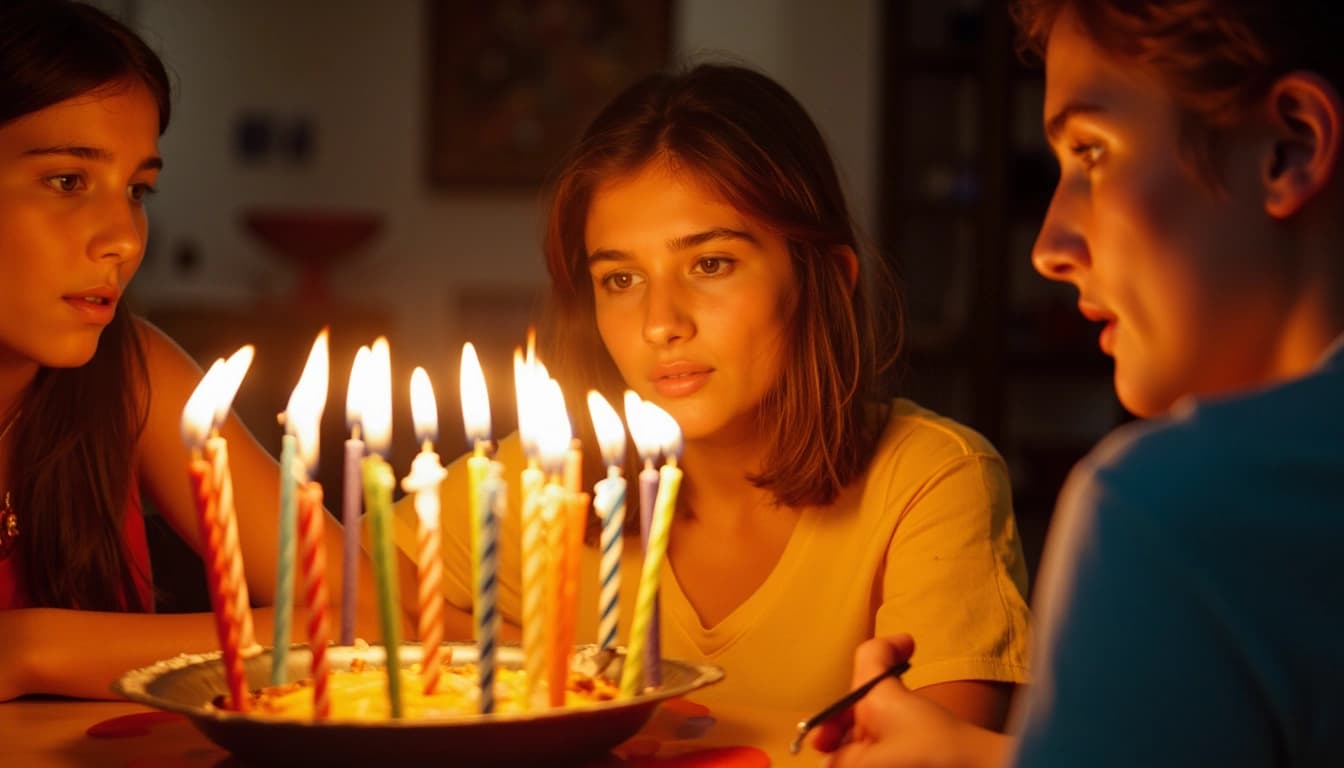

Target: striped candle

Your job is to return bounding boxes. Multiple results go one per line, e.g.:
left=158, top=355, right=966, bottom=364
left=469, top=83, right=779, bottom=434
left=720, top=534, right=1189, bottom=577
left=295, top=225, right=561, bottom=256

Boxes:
left=519, top=459, right=547, bottom=709
left=625, top=391, right=662, bottom=689
left=181, top=348, right=256, bottom=711
left=297, top=481, right=332, bottom=719
left=513, top=344, right=547, bottom=709
left=477, top=462, right=505, bottom=713
left=586, top=391, right=627, bottom=652
left=404, top=367, right=449, bottom=695
left=211, top=435, right=258, bottom=660
left=188, top=454, right=247, bottom=710
left=620, top=400, right=683, bottom=697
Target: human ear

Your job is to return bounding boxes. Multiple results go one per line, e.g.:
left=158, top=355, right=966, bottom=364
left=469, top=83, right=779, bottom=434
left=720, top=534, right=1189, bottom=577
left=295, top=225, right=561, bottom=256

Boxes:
left=1262, top=71, right=1342, bottom=218
left=832, top=246, right=859, bottom=295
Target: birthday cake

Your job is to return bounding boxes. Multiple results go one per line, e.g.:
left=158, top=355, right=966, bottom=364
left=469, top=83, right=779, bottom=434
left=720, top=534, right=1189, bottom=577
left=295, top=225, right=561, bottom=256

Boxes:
left=239, top=656, right=619, bottom=720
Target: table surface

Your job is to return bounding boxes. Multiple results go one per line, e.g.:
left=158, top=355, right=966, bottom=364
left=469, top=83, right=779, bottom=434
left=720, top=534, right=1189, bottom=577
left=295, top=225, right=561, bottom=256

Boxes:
left=0, top=696, right=797, bottom=767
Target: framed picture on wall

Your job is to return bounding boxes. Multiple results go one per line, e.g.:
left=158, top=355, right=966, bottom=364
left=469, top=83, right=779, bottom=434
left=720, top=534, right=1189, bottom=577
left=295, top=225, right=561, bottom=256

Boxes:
left=427, top=0, right=674, bottom=190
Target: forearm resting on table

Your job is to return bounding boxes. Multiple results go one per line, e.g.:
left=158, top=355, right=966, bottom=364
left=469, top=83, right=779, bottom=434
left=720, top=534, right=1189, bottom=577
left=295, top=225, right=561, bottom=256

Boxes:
left=2, top=607, right=281, bottom=701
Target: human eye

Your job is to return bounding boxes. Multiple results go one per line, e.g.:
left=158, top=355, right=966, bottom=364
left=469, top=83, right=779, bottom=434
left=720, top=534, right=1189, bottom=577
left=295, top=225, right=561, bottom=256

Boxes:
left=1068, top=140, right=1106, bottom=170
left=597, top=269, right=643, bottom=293
left=692, top=255, right=736, bottom=276
left=43, top=173, right=86, bottom=193
left=128, top=182, right=158, bottom=203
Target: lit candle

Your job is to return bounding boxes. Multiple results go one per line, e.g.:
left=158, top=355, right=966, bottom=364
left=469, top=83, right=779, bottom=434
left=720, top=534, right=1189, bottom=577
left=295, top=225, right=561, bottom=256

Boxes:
left=288, top=333, right=332, bottom=719
left=536, top=378, right=574, bottom=707
left=624, top=390, right=662, bottom=689
left=477, top=461, right=505, bottom=714
left=273, top=329, right=328, bottom=685
left=586, top=390, right=626, bottom=652
left=619, top=399, right=682, bottom=698
left=461, top=345, right=502, bottom=711
left=402, top=367, right=448, bottom=695
left=180, top=346, right=255, bottom=711
left=361, top=336, right=403, bottom=717
left=460, top=342, right=491, bottom=647
left=513, top=345, right=547, bottom=709
left=214, top=347, right=260, bottom=661
left=341, top=345, right=370, bottom=646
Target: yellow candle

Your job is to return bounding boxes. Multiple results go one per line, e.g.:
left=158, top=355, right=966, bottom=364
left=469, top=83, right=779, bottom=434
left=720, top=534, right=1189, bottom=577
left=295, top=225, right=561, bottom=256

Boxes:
left=362, top=336, right=403, bottom=718
left=619, top=401, right=683, bottom=697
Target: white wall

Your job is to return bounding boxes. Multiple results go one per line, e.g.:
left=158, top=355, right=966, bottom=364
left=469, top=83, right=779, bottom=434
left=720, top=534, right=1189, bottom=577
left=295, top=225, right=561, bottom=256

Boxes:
left=129, top=0, right=880, bottom=375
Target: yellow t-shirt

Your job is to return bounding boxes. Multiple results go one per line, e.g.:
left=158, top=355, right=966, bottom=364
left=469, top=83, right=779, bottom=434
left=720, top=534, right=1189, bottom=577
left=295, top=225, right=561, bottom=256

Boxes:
left=386, top=398, right=1031, bottom=762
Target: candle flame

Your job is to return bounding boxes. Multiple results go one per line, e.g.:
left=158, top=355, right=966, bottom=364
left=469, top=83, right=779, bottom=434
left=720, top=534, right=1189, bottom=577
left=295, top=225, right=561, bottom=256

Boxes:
left=287, top=329, right=330, bottom=474
left=211, top=345, right=255, bottom=430
left=536, top=377, right=572, bottom=475
left=644, top=400, right=683, bottom=459
left=364, top=336, right=393, bottom=456
left=586, top=390, right=626, bottom=467
left=181, top=358, right=227, bottom=449
left=624, top=390, right=661, bottom=461
left=410, top=366, right=439, bottom=445
left=346, top=344, right=371, bottom=434
left=512, top=346, right=536, bottom=457
left=460, top=342, right=491, bottom=447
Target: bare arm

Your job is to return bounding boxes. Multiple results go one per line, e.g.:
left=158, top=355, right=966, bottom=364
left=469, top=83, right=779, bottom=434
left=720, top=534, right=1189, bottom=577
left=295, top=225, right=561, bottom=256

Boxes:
left=0, top=606, right=283, bottom=701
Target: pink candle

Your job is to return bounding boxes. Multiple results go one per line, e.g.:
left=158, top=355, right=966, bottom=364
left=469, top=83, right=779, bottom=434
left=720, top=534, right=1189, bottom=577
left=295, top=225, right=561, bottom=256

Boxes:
left=298, top=481, right=332, bottom=718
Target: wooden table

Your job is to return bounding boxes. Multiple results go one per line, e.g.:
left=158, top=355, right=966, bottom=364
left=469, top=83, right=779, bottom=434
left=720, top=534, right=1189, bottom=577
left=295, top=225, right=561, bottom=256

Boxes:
left=0, top=696, right=781, bottom=767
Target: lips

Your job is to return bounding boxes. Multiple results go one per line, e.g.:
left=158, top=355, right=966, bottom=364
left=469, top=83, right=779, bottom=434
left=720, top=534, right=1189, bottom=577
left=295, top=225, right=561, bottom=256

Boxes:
left=1078, top=300, right=1117, bottom=355
left=63, top=285, right=120, bottom=324
left=650, top=362, right=713, bottom=398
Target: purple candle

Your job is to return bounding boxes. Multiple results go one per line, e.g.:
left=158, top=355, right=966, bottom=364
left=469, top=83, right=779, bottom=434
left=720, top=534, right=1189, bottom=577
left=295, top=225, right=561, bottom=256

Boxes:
left=341, top=345, right=371, bottom=646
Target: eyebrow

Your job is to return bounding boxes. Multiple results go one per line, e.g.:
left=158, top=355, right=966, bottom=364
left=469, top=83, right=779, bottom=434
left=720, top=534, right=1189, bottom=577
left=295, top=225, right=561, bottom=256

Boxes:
left=1044, top=102, right=1107, bottom=144
left=588, top=226, right=759, bottom=264
left=22, top=145, right=163, bottom=172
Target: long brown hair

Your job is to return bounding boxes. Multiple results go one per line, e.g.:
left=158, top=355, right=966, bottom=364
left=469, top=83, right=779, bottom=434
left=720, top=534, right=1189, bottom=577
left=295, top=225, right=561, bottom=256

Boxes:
left=540, top=62, right=903, bottom=528
left=1, top=0, right=169, bottom=610
left=1011, top=0, right=1344, bottom=186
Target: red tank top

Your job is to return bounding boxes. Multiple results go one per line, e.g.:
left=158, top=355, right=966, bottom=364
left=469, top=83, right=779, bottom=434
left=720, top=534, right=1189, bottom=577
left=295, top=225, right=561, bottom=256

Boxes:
left=0, top=485, right=154, bottom=611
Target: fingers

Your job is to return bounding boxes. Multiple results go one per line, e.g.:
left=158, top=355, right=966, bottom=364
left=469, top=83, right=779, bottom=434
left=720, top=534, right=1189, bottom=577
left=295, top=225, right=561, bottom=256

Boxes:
left=810, top=705, right=855, bottom=753
left=822, top=736, right=873, bottom=768
left=852, top=634, right=915, bottom=685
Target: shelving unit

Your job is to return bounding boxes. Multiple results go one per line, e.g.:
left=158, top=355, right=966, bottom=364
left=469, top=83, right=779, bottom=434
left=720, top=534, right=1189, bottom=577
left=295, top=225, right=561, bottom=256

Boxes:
left=878, top=0, right=1127, bottom=577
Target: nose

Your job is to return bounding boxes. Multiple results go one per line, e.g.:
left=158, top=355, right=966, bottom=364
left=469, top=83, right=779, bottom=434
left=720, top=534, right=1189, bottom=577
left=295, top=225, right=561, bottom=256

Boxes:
left=1030, top=183, right=1089, bottom=282
left=642, top=278, right=694, bottom=347
left=89, top=195, right=146, bottom=265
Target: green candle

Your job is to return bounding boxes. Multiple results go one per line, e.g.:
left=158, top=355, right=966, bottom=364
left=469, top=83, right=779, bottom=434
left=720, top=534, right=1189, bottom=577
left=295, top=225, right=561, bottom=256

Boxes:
left=271, top=432, right=299, bottom=685
left=363, top=453, right=402, bottom=718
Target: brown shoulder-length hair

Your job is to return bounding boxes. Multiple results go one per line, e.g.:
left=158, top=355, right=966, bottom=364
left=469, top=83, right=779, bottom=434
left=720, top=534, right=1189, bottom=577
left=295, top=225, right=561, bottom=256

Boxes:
left=1011, top=0, right=1344, bottom=186
left=540, top=62, right=902, bottom=528
left=2, top=0, right=170, bottom=610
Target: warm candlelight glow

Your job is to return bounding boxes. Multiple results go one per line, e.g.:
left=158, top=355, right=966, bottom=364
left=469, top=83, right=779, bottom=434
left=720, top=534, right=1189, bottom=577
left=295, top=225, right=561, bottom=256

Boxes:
left=536, top=378, right=572, bottom=475
left=364, top=337, right=392, bottom=456
left=513, top=347, right=538, bottom=457
left=460, top=342, right=491, bottom=446
left=346, top=344, right=371, bottom=437
left=623, top=391, right=661, bottom=463
left=213, top=345, right=255, bottom=430
left=644, top=400, right=683, bottom=460
left=287, top=330, right=330, bottom=476
left=587, top=390, right=626, bottom=467
left=181, top=359, right=227, bottom=448
left=409, top=366, right=439, bottom=447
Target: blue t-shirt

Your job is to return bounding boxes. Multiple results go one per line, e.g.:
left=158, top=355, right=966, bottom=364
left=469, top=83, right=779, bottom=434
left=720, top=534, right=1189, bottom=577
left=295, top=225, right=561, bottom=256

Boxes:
left=1012, top=339, right=1344, bottom=767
